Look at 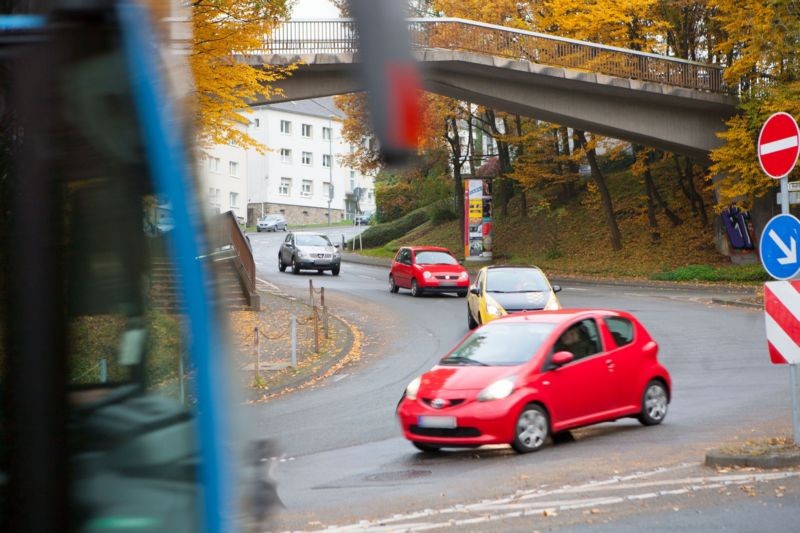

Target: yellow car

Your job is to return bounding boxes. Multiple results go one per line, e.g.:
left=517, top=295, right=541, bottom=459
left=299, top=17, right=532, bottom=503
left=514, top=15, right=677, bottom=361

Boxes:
left=467, top=265, right=562, bottom=329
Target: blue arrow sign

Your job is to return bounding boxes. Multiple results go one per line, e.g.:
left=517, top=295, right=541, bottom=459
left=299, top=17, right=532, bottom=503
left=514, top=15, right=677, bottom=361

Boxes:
left=760, top=214, right=800, bottom=280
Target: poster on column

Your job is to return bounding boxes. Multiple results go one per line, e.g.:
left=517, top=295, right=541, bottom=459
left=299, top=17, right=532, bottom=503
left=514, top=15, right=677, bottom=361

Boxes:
left=464, top=178, right=493, bottom=260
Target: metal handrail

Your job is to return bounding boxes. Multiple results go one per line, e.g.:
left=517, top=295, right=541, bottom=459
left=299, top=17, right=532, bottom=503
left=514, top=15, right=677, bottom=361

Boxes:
left=263, top=18, right=727, bottom=93
left=209, top=211, right=256, bottom=301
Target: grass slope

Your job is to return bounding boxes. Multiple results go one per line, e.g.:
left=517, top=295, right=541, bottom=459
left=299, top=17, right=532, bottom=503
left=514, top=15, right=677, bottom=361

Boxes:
left=366, top=162, right=769, bottom=283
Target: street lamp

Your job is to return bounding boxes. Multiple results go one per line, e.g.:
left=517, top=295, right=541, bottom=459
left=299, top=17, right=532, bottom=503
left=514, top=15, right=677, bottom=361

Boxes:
left=327, top=115, right=334, bottom=227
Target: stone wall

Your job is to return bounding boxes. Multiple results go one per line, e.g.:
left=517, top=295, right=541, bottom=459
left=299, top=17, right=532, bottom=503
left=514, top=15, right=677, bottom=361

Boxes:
left=248, top=202, right=345, bottom=226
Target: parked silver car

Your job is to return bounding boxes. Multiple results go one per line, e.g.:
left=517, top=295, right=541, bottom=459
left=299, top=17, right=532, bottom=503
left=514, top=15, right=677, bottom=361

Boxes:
left=354, top=212, right=372, bottom=225
left=279, top=232, right=341, bottom=275
left=256, top=214, right=287, bottom=232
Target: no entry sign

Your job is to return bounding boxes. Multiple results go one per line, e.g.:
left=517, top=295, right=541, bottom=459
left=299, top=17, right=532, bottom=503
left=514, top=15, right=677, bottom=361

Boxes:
left=758, top=112, right=800, bottom=179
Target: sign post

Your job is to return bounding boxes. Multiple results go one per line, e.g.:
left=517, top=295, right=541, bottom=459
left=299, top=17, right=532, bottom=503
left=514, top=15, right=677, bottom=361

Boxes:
left=759, top=112, right=800, bottom=443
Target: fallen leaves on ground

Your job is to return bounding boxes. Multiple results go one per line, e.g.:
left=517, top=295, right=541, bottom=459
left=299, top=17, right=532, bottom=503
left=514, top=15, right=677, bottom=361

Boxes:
left=227, top=290, right=362, bottom=401
left=720, top=436, right=800, bottom=457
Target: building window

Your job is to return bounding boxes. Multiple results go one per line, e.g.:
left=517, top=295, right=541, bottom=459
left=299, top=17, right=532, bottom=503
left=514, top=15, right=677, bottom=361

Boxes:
left=301, top=179, right=313, bottom=197
left=254, top=118, right=260, bottom=128
left=280, top=120, right=291, bottom=134
left=323, top=126, right=331, bottom=140
left=208, top=187, right=220, bottom=205
left=229, top=161, right=238, bottom=177
left=280, top=148, right=292, bottom=163
left=349, top=171, right=355, bottom=191
left=229, top=192, right=239, bottom=207
left=301, top=151, right=312, bottom=165
left=208, top=156, right=220, bottom=172
left=323, top=182, right=332, bottom=199
left=368, top=189, right=373, bottom=199
left=279, top=177, right=291, bottom=196
left=302, top=123, right=312, bottom=138
left=322, top=154, right=332, bottom=168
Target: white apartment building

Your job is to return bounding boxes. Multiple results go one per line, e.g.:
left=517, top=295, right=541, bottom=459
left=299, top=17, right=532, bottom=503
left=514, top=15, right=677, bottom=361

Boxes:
left=199, top=140, right=248, bottom=223
left=244, top=97, right=376, bottom=226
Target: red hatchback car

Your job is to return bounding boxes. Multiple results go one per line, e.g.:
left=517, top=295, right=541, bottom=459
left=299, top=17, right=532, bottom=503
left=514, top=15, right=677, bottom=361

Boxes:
left=397, top=309, right=671, bottom=453
left=389, top=246, right=470, bottom=297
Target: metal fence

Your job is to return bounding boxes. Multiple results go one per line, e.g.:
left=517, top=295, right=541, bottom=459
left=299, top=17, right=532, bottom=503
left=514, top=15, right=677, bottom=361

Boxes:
left=262, top=18, right=726, bottom=94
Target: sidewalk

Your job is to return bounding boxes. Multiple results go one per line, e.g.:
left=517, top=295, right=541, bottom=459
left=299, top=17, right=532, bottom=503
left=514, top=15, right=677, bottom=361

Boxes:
left=228, top=280, right=360, bottom=403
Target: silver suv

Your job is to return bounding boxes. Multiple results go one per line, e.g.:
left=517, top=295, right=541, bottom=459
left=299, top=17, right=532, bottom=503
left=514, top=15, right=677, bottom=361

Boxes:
left=256, top=214, right=287, bottom=232
left=278, top=232, right=341, bottom=276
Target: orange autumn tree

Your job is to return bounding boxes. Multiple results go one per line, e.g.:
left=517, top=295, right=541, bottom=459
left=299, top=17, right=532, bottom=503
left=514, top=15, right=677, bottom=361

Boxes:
left=709, top=0, right=800, bottom=205
left=191, top=0, right=295, bottom=151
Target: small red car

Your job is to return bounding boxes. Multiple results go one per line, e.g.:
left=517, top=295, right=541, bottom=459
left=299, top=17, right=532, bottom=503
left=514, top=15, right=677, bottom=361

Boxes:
left=389, top=246, right=469, bottom=297
left=397, top=309, right=671, bottom=453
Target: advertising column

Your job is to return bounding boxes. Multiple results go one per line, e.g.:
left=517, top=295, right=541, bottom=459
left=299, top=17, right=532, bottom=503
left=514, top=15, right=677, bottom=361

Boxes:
left=464, top=178, right=492, bottom=260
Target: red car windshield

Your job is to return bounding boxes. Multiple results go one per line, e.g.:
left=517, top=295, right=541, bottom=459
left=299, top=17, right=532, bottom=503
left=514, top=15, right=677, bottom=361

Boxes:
left=415, top=251, right=458, bottom=265
left=441, top=322, right=556, bottom=366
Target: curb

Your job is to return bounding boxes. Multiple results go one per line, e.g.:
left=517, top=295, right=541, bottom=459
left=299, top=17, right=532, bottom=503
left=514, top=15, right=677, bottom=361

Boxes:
left=710, top=297, right=762, bottom=309
left=341, top=253, right=763, bottom=300
left=705, top=449, right=800, bottom=469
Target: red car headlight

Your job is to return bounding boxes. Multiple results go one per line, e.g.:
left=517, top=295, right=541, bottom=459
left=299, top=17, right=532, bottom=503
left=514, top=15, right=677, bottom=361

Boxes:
left=477, top=376, right=516, bottom=401
left=405, top=376, right=421, bottom=400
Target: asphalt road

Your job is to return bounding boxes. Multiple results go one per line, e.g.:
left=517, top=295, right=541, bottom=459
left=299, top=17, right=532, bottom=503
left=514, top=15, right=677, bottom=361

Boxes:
left=245, top=228, right=798, bottom=532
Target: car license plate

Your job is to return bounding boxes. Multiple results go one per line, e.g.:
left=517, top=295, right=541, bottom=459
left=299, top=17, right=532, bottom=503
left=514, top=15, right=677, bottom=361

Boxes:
left=418, top=415, right=456, bottom=429
left=439, top=281, right=456, bottom=287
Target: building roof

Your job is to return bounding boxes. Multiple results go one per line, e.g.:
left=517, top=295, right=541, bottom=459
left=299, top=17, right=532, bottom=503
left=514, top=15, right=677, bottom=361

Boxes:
left=255, top=96, right=346, bottom=120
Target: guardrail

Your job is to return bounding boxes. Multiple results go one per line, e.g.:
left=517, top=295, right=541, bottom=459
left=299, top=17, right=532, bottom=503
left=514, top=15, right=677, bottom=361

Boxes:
left=263, top=18, right=727, bottom=94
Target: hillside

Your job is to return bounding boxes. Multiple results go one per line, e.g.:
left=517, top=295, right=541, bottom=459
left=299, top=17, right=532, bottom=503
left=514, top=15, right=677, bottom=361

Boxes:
left=364, top=161, right=768, bottom=283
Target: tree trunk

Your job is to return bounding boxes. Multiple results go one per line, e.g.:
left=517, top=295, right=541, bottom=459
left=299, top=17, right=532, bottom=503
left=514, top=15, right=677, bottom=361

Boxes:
left=574, top=130, right=623, bottom=251
left=645, top=167, right=683, bottom=227
left=673, top=154, right=695, bottom=207
left=560, top=125, right=579, bottom=199
left=632, top=145, right=683, bottom=230
left=683, top=157, right=708, bottom=226
left=515, top=115, right=528, bottom=218
left=643, top=170, right=661, bottom=243
left=445, top=117, right=466, bottom=245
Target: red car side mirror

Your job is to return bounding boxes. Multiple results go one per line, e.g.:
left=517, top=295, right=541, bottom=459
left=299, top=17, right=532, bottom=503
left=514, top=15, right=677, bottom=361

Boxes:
left=551, top=351, right=574, bottom=367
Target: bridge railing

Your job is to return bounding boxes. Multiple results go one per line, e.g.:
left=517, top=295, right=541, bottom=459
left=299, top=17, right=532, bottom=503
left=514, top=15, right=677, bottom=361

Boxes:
left=264, top=18, right=727, bottom=94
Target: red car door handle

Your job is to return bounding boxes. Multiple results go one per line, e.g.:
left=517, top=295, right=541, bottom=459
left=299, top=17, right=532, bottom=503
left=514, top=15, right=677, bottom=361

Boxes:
left=605, top=359, right=615, bottom=371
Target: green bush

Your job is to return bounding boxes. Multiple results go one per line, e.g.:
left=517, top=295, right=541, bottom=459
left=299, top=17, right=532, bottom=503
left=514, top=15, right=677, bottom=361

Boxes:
left=650, top=263, right=769, bottom=283
left=351, top=208, right=430, bottom=249
left=430, top=205, right=457, bottom=224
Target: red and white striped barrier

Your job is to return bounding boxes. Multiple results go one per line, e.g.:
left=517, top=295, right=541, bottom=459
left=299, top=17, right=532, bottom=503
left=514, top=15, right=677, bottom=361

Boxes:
left=765, top=280, right=800, bottom=364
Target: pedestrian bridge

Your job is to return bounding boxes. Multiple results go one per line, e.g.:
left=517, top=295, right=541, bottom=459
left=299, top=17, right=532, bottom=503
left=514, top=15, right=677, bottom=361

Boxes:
left=245, top=18, right=738, bottom=160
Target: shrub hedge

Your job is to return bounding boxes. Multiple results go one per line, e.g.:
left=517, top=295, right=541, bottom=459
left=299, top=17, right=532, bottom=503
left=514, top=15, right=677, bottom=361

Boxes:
left=649, top=263, right=769, bottom=283
left=351, top=207, right=430, bottom=249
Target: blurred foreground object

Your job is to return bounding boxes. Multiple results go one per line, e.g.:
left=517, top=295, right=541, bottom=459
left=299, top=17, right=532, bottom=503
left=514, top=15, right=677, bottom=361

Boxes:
left=350, top=0, right=423, bottom=166
left=0, top=2, right=272, bottom=532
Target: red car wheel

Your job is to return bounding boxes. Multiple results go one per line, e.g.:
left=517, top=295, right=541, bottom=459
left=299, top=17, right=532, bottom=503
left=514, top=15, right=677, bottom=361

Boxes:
left=512, top=404, right=550, bottom=453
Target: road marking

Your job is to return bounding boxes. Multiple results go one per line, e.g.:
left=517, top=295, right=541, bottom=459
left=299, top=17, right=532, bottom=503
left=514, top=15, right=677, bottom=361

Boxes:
left=312, top=465, right=800, bottom=532
left=256, top=276, right=280, bottom=291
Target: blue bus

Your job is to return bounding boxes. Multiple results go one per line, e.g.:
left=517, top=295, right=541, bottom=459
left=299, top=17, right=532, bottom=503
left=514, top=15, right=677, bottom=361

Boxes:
left=0, top=3, right=275, bottom=532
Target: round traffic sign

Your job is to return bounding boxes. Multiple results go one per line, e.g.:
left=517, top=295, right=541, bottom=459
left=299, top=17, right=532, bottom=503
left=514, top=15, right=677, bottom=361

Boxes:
left=760, top=214, right=800, bottom=280
left=758, top=112, right=800, bottom=179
